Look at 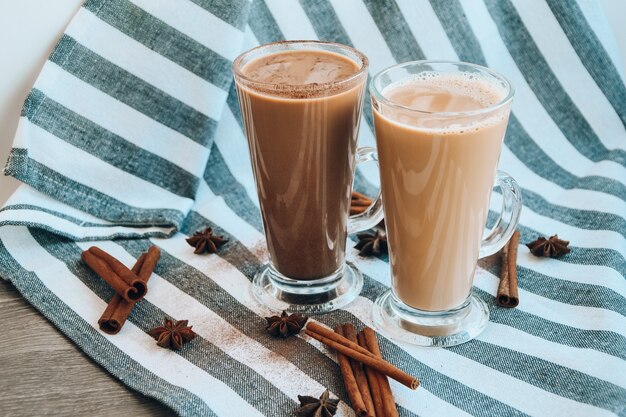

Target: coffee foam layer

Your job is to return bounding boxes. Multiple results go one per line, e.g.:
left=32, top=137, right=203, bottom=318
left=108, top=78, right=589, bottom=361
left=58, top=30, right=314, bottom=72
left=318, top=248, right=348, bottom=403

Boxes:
left=380, top=72, right=510, bottom=134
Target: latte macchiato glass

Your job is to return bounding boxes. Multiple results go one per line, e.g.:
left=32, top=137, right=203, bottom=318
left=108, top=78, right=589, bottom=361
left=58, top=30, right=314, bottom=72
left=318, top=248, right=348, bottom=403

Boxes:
left=370, top=61, right=521, bottom=346
left=234, top=41, right=383, bottom=313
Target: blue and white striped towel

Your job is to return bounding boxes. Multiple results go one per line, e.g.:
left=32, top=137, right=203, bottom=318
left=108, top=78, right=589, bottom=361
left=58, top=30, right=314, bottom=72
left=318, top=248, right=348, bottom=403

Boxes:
left=1, top=1, right=625, bottom=416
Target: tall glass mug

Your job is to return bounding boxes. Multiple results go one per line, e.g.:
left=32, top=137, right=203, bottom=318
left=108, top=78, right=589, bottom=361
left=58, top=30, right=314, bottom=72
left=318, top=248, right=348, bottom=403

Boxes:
left=370, top=61, right=522, bottom=346
left=233, top=41, right=383, bottom=313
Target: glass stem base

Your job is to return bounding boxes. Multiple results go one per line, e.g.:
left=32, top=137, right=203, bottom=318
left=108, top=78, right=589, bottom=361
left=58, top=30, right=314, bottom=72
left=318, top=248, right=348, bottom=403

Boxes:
left=251, top=262, right=363, bottom=314
left=373, top=290, right=488, bottom=347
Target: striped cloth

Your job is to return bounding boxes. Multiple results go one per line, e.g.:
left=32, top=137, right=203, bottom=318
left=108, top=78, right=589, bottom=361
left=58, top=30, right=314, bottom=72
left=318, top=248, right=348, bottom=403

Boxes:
left=1, top=0, right=625, bottom=416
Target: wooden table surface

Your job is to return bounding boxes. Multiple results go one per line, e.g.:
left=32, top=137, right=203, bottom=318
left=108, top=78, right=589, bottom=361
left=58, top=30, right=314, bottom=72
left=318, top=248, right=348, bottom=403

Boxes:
left=0, top=279, right=172, bottom=416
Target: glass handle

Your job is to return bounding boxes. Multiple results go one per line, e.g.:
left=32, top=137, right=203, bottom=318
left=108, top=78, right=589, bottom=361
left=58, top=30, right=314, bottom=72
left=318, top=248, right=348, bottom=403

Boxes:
left=479, top=170, right=523, bottom=258
left=348, top=147, right=385, bottom=234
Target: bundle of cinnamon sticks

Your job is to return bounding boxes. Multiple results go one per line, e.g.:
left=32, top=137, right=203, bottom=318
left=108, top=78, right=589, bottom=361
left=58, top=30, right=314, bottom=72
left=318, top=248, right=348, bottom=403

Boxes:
left=306, top=322, right=419, bottom=417
left=82, top=245, right=161, bottom=334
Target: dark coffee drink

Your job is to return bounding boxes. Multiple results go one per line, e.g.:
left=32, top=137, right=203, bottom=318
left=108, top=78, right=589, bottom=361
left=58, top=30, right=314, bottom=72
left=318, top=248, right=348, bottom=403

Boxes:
left=236, top=48, right=365, bottom=280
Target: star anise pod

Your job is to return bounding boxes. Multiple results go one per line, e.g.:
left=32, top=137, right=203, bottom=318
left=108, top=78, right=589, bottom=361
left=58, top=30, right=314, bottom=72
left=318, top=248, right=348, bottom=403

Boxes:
left=355, top=229, right=388, bottom=257
left=265, top=311, right=308, bottom=338
left=186, top=227, right=228, bottom=254
left=526, top=234, right=571, bottom=258
left=148, top=318, right=197, bottom=350
left=295, top=389, right=339, bottom=417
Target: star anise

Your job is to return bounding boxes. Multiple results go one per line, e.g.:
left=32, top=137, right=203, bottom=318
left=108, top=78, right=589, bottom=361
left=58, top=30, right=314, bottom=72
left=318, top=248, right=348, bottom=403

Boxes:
left=355, top=229, right=388, bottom=257
left=265, top=311, right=308, bottom=338
left=526, top=234, right=571, bottom=258
left=295, top=389, right=339, bottom=417
left=148, top=318, right=197, bottom=350
left=186, top=227, right=228, bottom=254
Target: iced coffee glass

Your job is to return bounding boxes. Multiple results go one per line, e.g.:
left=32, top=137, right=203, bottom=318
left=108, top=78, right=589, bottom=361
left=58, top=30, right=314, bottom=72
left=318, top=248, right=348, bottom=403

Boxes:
left=370, top=61, right=521, bottom=346
left=234, top=41, right=383, bottom=313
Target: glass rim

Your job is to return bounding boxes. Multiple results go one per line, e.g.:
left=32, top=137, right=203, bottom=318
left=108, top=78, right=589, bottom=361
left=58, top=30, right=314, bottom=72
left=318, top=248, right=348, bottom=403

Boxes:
left=370, top=60, right=515, bottom=117
left=233, top=40, right=369, bottom=92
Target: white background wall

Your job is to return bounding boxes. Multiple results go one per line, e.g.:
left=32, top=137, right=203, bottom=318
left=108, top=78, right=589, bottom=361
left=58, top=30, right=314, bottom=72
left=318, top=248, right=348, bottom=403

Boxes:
left=1, top=0, right=625, bottom=206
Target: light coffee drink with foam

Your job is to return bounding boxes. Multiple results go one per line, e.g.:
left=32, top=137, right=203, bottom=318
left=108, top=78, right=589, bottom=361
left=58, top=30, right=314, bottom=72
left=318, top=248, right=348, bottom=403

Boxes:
left=370, top=61, right=522, bottom=346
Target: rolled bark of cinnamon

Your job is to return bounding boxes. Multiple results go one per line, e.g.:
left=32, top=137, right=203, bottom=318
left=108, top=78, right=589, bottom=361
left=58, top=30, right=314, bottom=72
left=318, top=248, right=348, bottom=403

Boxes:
left=335, top=325, right=368, bottom=417
left=97, top=246, right=161, bottom=334
left=358, top=332, right=385, bottom=417
left=305, top=325, right=419, bottom=390
left=362, top=327, right=399, bottom=417
left=343, top=324, right=376, bottom=416
left=82, top=246, right=147, bottom=302
left=497, top=230, right=520, bottom=308
left=307, top=322, right=376, bottom=358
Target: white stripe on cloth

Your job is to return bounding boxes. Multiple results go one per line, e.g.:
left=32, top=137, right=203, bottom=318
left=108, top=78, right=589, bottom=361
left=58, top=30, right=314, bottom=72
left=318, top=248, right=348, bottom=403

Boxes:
left=6, top=185, right=115, bottom=225
left=0, top=226, right=264, bottom=417
left=480, top=321, right=626, bottom=389
left=341, top=296, right=616, bottom=417
left=499, top=146, right=626, bottom=219
left=460, top=0, right=626, bottom=186
left=65, top=7, right=227, bottom=120
left=512, top=0, right=626, bottom=151
left=130, top=0, right=245, bottom=61
left=394, top=0, right=458, bottom=60
left=518, top=255, right=626, bottom=300
left=474, top=266, right=626, bottom=334
left=0, top=209, right=172, bottom=239
left=152, top=233, right=464, bottom=417
left=18, top=120, right=194, bottom=213
left=489, top=192, right=626, bottom=253
left=76, top=240, right=331, bottom=405
left=35, top=62, right=209, bottom=175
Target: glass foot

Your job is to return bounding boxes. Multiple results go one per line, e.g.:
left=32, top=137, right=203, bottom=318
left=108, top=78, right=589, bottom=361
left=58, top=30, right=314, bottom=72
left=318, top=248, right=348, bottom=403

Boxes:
left=251, top=262, right=363, bottom=314
left=373, top=290, right=488, bottom=347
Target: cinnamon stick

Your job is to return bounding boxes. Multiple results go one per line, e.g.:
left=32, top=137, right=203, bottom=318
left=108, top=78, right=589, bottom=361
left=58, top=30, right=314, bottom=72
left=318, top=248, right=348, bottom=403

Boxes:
left=362, top=328, right=399, bottom=417
left=344, top=324, right=375, bottom=416
left=497, top=230, right=520, bottom=308
left=305, top=327, right=419, bottom=390
left=358, top=332, right=384, bottom=417
left=307, top=322, right=376, bottom=358
left=98, top=246, right=161, bottom=334
left=82, top=247, right=147, bottom=302
left=351, top=191, right=373, bottom=215
left=335, top=325, right=368, bottom=417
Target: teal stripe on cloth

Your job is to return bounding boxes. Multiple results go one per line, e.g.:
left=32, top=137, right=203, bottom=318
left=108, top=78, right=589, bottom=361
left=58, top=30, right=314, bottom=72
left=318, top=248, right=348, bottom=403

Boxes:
left=248, top=0, right=285, bottom=44
left=23, top=89, right=199, bottom=199
left=546, top=0, right=626, bottom=126
left=5, top=149, right=184, bottom=229
left=0, top=239, right=217, bottom=417
left=361, top=0, right=424, bottom=62
left=48, top=35, right=217, bottom=146
left=29, top=229, right=298, bottom=417
left=189, top=0, right=251, bottom=30
left=84, top=0, right=234, bottom=90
